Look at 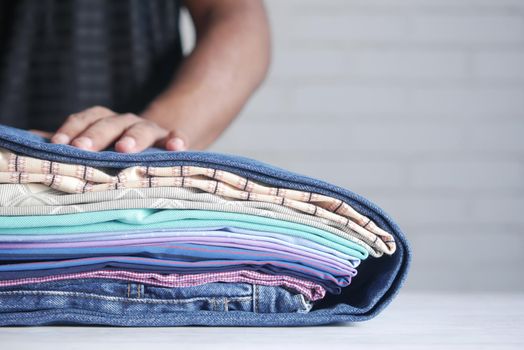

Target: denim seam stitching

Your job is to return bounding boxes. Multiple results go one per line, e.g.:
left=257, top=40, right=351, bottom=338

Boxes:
left=0, top=290, right=252, bottom=305
left=254, top=284, right=259, bottom=313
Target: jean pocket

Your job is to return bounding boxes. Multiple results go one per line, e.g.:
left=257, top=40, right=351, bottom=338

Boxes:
left=0, top=278, right=312, bottom=316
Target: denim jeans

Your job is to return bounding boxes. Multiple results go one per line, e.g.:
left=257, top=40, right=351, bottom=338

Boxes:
left=0, top=279, right=312, bottom=326
left=0, top=125, right=412, bottom=326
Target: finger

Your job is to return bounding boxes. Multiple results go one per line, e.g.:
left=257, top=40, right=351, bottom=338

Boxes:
left=161, top=130, right=189, bottom=151
left=29, top=129, right=54, bottom=139
left=71, top=113, right=141, bottom=151
left=115, top=120, right=169, bottom=153
left=51, top=106, right=114, bottom=145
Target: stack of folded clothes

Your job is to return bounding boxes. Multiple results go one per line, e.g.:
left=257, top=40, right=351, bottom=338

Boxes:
left=0, top=125, right=410, bottom=326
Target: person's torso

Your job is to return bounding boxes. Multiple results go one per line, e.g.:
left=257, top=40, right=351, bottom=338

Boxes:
left=0, top=0, right=183, bottom=131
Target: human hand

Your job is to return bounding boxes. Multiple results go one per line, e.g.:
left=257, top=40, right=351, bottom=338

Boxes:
left=48, top=106, right=187, bottom=153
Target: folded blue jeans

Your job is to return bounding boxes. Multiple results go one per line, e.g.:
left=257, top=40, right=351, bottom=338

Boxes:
left=0, top=125, right=412, bottom=326
left=0, top=279, right=312, bottom=326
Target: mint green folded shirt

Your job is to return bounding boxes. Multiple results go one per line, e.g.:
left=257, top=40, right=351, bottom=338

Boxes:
left=0, top=209, right=368, bottom=259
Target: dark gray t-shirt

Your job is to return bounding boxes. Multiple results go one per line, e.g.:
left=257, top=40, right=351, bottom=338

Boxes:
left=0, top=0, right=183, bottom=131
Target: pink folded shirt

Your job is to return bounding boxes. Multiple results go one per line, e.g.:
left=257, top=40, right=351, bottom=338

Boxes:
left=0, top=269, right=326, bottom=301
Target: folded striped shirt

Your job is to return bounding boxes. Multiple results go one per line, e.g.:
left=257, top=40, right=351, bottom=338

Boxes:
left=0, top=148, right=396, bottom=255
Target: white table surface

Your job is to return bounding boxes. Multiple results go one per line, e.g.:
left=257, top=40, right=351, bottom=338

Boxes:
left=1, top=292, right=523, bottom=350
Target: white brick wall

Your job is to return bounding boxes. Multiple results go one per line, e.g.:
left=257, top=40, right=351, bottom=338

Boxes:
left=196, top=0, right=524, bottom=292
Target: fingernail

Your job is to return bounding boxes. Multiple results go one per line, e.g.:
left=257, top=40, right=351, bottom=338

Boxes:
left=116, top=136, right=136, bottom=152
left=167, top=137, right=186, bottom=151
left=73, top=136, right=93, bottom=150
left=51, top=133, right=70, bottom=144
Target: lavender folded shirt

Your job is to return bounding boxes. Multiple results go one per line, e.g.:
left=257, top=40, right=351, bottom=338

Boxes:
left=0, top=240, right=356, bottom=277
left=0, top=226, right=361, bottom=266
left=0, top=232, right=357, bottom=271
left=0, top=227, right=360, bottom=291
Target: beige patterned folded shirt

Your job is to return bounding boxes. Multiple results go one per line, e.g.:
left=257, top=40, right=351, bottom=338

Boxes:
left=0, top=148, right=396, bottom=254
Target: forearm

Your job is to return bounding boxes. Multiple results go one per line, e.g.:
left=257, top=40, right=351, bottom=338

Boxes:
left=142, top=0, right=270, bottom=150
